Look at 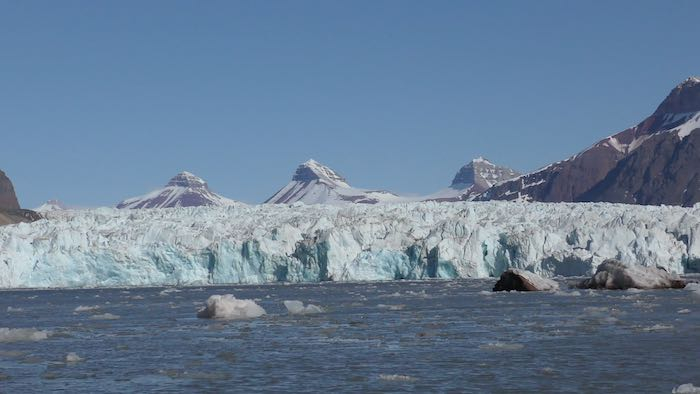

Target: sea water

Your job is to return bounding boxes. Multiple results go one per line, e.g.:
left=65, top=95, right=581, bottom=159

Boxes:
left=1, top=278, right=699, bottom=392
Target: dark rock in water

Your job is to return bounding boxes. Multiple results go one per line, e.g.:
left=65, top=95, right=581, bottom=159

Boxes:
left=493, top=269, right=559, bottom=292
left=577, top=259, right=686, bottom=290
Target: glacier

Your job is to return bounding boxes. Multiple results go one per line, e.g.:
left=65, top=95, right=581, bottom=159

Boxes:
left=0, top=201, right=698, bottom=288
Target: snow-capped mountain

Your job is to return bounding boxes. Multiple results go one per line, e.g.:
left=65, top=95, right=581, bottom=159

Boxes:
left=117, top=171, right=236, bottom=209
left=34, top=200, right=68, bottom=213
left=423, top=157, right=520, bottom=201
left=0, top=202, right=697, bottom=288
left=265, top=159, right=401, bottom=205
left=479, top=77, right=700, bottom=206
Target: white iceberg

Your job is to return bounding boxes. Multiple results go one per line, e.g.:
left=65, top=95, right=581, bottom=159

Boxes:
left=283, top=300, right=324, bottom=315
left=0, top=327, right=51, bottom=343
left=65, top=352, right=83, bottom=362
left=196, top=294, right=266, bottom=320
left=673, top=383, right=700, bottom=393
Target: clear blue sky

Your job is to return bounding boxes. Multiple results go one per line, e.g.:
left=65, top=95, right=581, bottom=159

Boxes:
left=2, top=1, right=698, bottom=208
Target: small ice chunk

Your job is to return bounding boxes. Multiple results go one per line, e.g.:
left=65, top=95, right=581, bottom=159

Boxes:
left=553, top=290, right=581, bottom=297
left=640, top=324, right=673, bottom=332
left=379, top=374, right=417, bottom=382
left=673, top=383, right=700, bottom=393
left=90, top=313, right=120, bottom=320
left=283, top=300, right=324, bottom=315
left=479, top=341, right=524, bottom=351
left=0, top=328, right=51, bottom=343
left=678, top=309, right=691, bottom=314
left=159, top=288, right=181, bottom=296
left=74, top=305, right=100, bottom=312
left=196, top=294, right=266, bottom=320
left=6, top=306, right=24, bottom=312
left=65, top=352, right=83, bottom=362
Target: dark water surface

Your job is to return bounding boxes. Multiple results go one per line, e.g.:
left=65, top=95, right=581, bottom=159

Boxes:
left=1, top=279, right=699, bottom=393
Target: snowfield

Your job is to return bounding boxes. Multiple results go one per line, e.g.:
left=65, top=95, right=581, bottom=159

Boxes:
left=0, top=201, right=698, bottom=288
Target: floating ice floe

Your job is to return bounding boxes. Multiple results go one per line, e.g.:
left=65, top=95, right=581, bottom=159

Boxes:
left=283, top=300, right=324, bottom=315
left=90, top=313, right=120, bottom=320
left=65, top=352, right=83, bottom=362
left=6, top=306, right=24, bottom=312
left=673, top=383, right=700, bottom=393
left=577, top=260, right=686, bottom=290
left=74, top=305, right=100, bottom=312
left=686, top=283, right=700, bottom=300
left=379, top=374, right=417, bottom=382
left=493, top=269, right=559, bottom=291
left=479, top=341, right=525, bottom=351
left=196, top=294, right=266, bottom=320
left=0, top=327, right=51, bottom=343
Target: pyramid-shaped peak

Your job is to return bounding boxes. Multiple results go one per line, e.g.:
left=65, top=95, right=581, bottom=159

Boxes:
left=654, top=76, right=700, bottom=115
left=166, top=171, right=208, bottom=189
left=451, top=157, right=520, bottom=189
left=678, top=76, right=700, bottom=87
left=471, top=156, right=494, bottom=165
left=293, top=159, right=349, bottom=186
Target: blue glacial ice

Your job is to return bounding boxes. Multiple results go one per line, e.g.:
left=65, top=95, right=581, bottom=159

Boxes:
left=0, top=201, right=698, bottom=288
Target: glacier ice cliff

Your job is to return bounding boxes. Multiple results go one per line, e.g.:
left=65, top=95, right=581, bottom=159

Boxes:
left=0, top=202, right=698, bottom=288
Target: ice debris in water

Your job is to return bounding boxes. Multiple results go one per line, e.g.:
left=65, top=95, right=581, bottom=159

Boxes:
left=90, top=313, right=120, bottom=320
left=673, top=383, right=700, bottom=393
left=196, top=294, right=266, bottom=320
left=0, top=328, right=51, bottom=343
left=639, top=324, right=673, bottom=332
left=686, top=282, right=700, bottom=300
left=159, top=288, right=181, bottom=296
left=65, top=352, right=83, bottom=363
left=74, top=305, right=100, bottom=312
left=479, top=342, right=524, bottom=351
left=379, top=374, right=417, bottom=382
left=283, top=300, right=324, bottom=315
left=6, top=306, right=23, bottom=312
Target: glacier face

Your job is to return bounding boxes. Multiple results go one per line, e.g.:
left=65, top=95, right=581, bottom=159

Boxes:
left=0, top=202, right=698, bottom=288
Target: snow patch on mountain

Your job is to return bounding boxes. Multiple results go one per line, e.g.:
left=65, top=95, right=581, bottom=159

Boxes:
left=34, top=200, right=67, bottom=213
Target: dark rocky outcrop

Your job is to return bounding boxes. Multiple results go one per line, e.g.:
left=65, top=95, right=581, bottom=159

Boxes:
left=578, top=126, right=700, bottom=206
left=0, top=170, right=20, bottom=210
left=577, top=259, right=686, bottom=290
left=493, top=268, right=559, bottom=291
left=0, top=209, right=43, bottom=226
left=0, top=169, right=40, bottom=226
